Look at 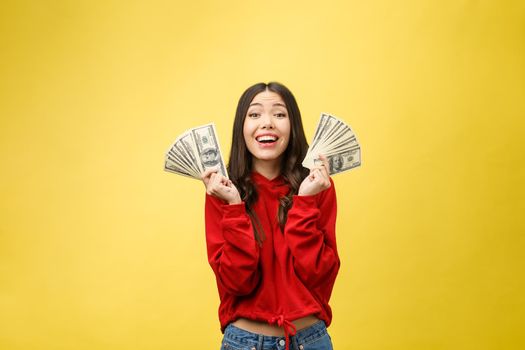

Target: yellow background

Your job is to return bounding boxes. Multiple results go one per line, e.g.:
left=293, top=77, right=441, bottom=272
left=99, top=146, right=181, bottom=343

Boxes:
left=1, top=1, right=524, bottom=349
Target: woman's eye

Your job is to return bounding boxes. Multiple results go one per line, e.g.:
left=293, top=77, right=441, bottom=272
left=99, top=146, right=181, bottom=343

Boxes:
left=275, top=113, right=286, bottom=118
left=248, top=113, right=260, bottom=118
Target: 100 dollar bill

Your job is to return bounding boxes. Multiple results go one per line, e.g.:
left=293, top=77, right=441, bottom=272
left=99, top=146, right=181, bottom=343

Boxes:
left=164, top=123, right=228, bottom=179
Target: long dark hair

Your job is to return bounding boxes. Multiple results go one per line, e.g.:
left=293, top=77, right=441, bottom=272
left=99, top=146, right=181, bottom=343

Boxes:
left=227, top=82, right=310, bottom=243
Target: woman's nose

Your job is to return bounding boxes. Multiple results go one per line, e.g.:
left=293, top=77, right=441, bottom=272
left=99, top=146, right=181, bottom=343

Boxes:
left=260, top=114, right=274, bottom=129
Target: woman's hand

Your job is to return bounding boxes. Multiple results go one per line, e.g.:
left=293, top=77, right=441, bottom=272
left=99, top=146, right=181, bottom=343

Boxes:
left=298, top=154, right=332, bottom=196
left=201, top=167, right=242, bottom=205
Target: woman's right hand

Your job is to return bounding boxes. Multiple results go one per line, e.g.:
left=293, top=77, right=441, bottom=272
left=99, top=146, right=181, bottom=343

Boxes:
left=201, top=168, right=242, bottom=205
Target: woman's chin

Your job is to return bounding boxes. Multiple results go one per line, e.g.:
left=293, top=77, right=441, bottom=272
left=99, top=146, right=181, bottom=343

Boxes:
left=251, top=154, right=285, bottom=165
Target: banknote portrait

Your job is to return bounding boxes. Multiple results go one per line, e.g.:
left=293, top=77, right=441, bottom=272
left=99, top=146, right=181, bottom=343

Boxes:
left=330, top=154, right=344, bottom=173
left=201, top=148, right=219, bottom=167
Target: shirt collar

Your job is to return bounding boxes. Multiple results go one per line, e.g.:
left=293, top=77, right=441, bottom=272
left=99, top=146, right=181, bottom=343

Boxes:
left=250, top=171, right=289, bottom=197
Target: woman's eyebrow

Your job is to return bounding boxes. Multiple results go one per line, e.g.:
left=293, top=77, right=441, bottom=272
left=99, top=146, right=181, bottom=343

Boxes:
left=248, top=102, right=287, bottom=108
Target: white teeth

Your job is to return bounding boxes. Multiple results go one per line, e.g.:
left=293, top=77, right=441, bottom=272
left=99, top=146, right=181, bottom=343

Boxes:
left=256, top=135, right=277, bottom=142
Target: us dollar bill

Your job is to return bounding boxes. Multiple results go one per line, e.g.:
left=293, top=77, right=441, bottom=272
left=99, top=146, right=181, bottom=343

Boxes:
left=164, top=123, right=228, bottom=180
left=303, top=113, right=361, bottom=174
left=164, top=156, right=196, bottom=179
left=191, top=124, right=228, bottom=178
left=314, top=148, right=361, bottom=175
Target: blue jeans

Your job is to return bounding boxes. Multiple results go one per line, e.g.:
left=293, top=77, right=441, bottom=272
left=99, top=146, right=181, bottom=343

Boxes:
left=220, top=320, right=334, bottom=350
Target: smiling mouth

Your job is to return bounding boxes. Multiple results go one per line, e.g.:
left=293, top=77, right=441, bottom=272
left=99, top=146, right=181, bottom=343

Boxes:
left=256, top=135, right=278, bottom=144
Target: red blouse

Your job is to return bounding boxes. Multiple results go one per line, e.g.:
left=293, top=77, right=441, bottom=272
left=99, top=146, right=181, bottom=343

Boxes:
left=204, top=171, right=339, bottom=344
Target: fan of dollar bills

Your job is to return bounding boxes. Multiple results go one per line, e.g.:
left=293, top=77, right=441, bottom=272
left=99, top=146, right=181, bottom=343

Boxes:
left=164, top=114, right=360, bottom=179
left=164, top=123, right=228, bottom=179
left=302, top=113, right=361, bottom=175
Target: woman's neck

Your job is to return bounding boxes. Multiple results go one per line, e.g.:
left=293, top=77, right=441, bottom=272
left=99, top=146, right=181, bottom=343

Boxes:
left=252, top=159, right=281, bottom=180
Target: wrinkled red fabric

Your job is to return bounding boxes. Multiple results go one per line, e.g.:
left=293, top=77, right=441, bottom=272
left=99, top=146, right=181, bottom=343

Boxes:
left=204, top=171, right=340, bottom=347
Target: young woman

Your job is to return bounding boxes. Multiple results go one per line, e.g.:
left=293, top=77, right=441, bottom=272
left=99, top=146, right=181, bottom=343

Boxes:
left=202, top=82, right=340, bottom=350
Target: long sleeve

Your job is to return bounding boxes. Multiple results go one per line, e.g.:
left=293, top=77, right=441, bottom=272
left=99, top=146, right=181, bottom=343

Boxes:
left=205, top=194, right=261, bottom=296
left=284, top=179, right=340, bottom=289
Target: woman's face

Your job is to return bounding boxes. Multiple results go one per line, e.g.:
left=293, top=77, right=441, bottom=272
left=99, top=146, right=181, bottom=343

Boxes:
left=243, top=90, right=291, bottom=168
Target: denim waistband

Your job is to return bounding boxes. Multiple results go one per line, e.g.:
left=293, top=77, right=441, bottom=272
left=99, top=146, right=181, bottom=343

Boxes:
left=223, top=320, right=328, bottom=350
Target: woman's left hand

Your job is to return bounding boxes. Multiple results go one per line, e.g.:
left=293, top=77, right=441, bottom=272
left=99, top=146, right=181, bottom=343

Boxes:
left=298, top=154, right=331, bottom=196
